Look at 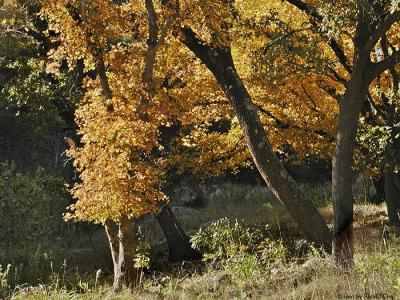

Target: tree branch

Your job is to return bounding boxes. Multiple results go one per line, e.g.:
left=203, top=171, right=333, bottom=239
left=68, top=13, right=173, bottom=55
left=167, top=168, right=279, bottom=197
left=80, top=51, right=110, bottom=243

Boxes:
left=145, top=0, right=158, bottom=47
left=143, top=0, right=159, bottom=84
left=364, top=11, right=400, bottom=54
left=180, top=27, right=216, bottom=70
left=285, top=0, right=352, bottom=74
left=139, top=1, right=173, bottom=119
left=369, top=48, right=400, bottom=81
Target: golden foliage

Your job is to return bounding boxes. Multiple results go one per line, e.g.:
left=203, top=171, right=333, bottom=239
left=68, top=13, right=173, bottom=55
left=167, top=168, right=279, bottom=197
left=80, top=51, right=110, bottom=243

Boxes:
left=42, top=0, right=395, bottom=222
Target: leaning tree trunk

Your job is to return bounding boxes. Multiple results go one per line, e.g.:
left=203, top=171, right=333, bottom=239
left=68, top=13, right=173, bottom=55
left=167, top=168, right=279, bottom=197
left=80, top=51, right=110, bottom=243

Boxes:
left=182, top=28, right=331, bottom=250
left=156, top=204, right=201, bottom=261
left=104, top=216, right=137, bottom=292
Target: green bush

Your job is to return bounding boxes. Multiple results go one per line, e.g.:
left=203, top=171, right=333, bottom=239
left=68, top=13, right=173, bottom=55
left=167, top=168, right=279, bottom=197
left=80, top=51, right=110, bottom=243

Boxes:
left=190, top=218, right=264, bottom=261
left=258, top=239, right=288, bottom=268
left=224, top=253, right=261, bottom=281
left=134, top=226, right=151, bottom=270
left=191, top=218, right=289, bottom=282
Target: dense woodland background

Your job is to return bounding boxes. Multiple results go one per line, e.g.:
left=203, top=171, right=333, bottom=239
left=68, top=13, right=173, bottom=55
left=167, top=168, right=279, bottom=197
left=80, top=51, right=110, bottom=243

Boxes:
left=1, top=0, right=400, bottom=299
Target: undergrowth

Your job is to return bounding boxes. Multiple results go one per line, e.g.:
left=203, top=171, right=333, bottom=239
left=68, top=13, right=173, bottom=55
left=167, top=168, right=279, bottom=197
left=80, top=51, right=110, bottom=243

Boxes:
left=0, top=180, right=396, bottom=300
left=2, top=208, right=399, bottom=300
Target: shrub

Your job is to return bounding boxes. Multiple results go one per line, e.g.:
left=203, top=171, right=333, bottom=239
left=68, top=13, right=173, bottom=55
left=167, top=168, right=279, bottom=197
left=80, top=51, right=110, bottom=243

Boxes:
left=258, top=239, right=288, bottom=268
left=134, top=226, right=151, bottom=270
left=190, top=218, right=264, bottom=262
left=191, top=218, right=289, bottom=283
left=224, top=253, right=261, bottom=281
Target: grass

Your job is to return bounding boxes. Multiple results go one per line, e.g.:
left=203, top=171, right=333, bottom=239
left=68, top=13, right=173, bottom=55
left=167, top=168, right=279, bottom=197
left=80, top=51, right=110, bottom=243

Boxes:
left=143, top=181, right=331, bottom=244
left=1, top=182, right=397, bottom=300
left=5, top=236, right=400, bottom=300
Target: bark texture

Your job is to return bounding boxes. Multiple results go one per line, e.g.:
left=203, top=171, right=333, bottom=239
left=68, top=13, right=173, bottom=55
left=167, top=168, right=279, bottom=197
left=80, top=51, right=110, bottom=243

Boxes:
left=382, top=42, right=400, bottom=229
left=104, top=220, right=121, bottom=290
left=332, top=81, right=365, bottom=268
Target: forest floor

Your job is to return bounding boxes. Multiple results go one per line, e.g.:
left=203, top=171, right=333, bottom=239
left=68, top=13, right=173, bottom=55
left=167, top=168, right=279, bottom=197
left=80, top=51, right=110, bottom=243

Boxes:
left=2, top=184, right=399, bottom=300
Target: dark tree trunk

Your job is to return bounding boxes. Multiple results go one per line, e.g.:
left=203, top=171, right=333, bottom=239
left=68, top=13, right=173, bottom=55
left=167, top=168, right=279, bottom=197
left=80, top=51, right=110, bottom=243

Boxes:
left=156, top=204, right=201, bottom=261
left=382, top=44, right=400, bottom=228
left=182, top=28, right=331, bottom=250
left=104, top=216, right=137, bottom=292
left=371, top=176, right=385, bottom=205
left=331, top=18, right=374, bottom=268
left=384, top=167, right=400, bottom=227
left=331, top=68, right=368, bottom=269
left=331, top=94, right=359, bottom=268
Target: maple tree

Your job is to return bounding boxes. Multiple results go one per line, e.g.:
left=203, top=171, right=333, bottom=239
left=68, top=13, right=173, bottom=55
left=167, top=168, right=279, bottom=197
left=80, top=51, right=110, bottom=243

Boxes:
left=235, top=0, right=400, bottom=267
left=228, top=0, right=400, bottom=268
left=39, top=2, right=338, bottom=288
left=39, top=0, right=400, bottom=287
left=40, top=0, right=228, bottom=289
left=41, top=0, right=172, bottom=289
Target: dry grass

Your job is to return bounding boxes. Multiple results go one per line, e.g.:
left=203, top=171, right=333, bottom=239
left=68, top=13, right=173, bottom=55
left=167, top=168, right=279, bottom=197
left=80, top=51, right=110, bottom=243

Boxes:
left=3, top=184, right=397, bottom=300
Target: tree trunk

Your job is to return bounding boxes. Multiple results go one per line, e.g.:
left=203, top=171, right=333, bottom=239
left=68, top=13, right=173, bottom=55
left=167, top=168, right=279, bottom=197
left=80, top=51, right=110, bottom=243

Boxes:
left=104, top=216, right=137, bottom=292
left=119, top=215, right=137, bottom=288
left=104, top=220, right=121, bottom=291
left=182, top=29, right=331, bottom=250
left=384, top=167, right=400, bottom=227
left=382, top=49, right=400, bottom=228
left=156, top=204, right=201, bottom=261
left=371, top=176, right=385, bottom=205
left=331, top=50, right=371, bottom=267
left=284, top=0, right=400, bottom=268
left=331, top=97, right=359, bottom=268
left=331, top=17, right=376, bottom=268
